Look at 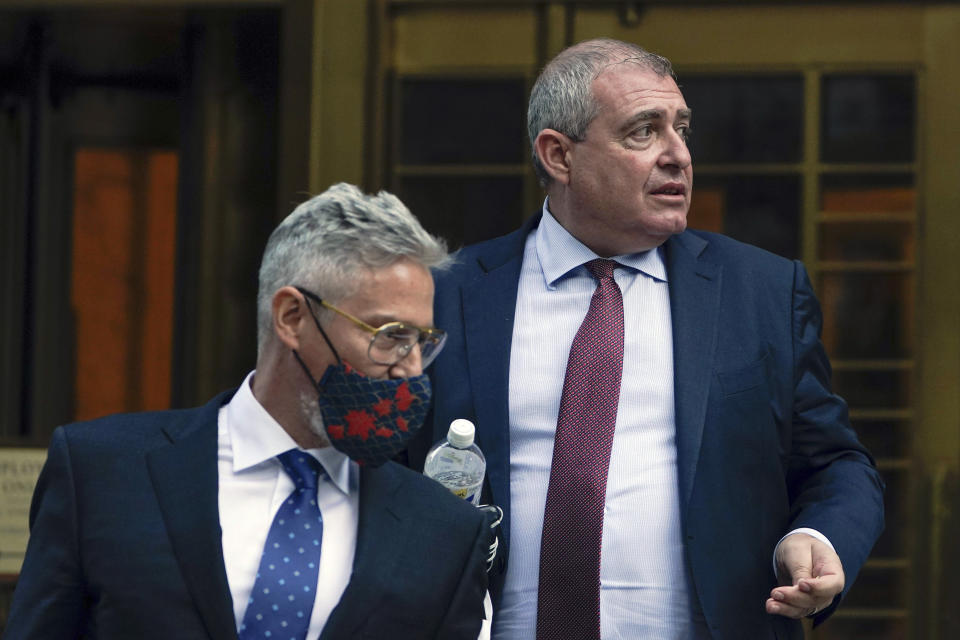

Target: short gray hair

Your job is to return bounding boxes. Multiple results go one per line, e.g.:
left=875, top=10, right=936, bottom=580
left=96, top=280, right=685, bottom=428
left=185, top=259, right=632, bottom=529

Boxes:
left=527, top=38, right=675, bottom=186
left=256, top=183, right=449, bottom=353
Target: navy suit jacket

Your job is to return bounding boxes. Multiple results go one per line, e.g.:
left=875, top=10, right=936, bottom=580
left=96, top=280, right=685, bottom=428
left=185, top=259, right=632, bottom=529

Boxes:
left=408, top=215, right=884, bottom=639
left=7, top=391, right=494, bottom=640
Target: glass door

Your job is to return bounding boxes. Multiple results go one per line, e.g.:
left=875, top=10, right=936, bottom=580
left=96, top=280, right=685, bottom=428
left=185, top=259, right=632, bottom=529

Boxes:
left=370, top=3, right=960, bottom=637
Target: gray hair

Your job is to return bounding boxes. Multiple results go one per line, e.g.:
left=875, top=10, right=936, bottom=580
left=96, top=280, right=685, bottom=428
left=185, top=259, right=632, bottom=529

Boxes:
left=527, top=38, right=675, bottom=186
left=256, top=182, right=449, bottom=353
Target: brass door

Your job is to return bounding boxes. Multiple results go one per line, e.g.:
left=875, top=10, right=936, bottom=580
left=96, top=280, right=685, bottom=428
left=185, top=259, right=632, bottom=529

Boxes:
left=357, top=2, right=960, bottom=638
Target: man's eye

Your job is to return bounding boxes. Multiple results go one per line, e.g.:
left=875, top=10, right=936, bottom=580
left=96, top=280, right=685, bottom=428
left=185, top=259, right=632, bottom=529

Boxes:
left=381, top=327, right=418, bottom=343
left=676, top=125, right=692, bottom=141
left=631, top=124, right=653, bottom=139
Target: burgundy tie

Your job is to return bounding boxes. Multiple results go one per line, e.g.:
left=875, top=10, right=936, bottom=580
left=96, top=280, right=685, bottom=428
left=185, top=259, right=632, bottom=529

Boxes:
left=536, top=258, right=624, bottom=640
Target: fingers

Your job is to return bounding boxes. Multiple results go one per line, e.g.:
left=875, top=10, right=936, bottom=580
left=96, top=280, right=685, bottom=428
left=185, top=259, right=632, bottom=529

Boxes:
left=765, top=593, right=820, bottom=619
left=767, top=576, right=840, bottom=619
left=766, top=582, right=823, bottom=619
left=798, top=573, right=844, bottom=599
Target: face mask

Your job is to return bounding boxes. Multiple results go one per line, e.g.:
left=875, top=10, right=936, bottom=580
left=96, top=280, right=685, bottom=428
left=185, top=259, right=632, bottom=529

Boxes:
left=291, top=290, right=432, bottom=467
left=308, top=360, right=431, bottom=467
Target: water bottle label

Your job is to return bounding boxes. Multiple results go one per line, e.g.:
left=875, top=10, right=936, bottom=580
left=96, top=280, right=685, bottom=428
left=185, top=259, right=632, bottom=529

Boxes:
left=426, top=470, right=482, bottom=505
left=458, top=487, right=480, bottom=505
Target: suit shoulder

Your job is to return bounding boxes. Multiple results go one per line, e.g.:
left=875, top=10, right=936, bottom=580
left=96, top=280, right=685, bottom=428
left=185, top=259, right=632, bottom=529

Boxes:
left=435, top=223, right=532, bottom=284
left=680, top=229, right=798, bottom=276
left=62, top=406, right=191, bottom=435
left=57, top=391, right=232, bottom=453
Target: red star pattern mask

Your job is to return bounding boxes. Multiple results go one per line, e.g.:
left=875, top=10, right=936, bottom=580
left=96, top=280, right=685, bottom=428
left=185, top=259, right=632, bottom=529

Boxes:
left=308, top=360, right=431, bottom=467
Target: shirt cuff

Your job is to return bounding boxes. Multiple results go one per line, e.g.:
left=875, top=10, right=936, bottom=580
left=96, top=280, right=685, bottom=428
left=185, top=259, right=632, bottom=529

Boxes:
left=772, top=528, right=836, bottom=580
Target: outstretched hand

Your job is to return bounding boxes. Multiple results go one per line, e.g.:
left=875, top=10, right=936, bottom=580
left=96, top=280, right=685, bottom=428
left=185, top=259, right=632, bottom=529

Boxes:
left=766, top=532, right=845, bottom=619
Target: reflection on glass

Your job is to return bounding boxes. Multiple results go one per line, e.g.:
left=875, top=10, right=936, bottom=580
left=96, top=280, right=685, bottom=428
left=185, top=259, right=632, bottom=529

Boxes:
left=686, top=186, right=724, bottom=233
left=820, top=173, right=915, bottom=214
left=819, top=221, right=914, bottom=261
left=832, top=370, right=911, bottom=409
left=688, top=175, right=800, bottom=259
left=679, top=74, right=803, bottom=163
left=399, top=78, right=527, bottom=164
left=869, top=469, right=908, bottom=558
left=71, top=149, right=177, bottom=420
left=814, top=618, right=906, bottom=640
left=853, top=419, right=911, bottom=460
left=821, top=74, right=915, bottom=163
left=842, top=566, right=906, bottom=608
left=819, top=272, right=913, bottom=358
left=397, top=176, right=524, bottom=249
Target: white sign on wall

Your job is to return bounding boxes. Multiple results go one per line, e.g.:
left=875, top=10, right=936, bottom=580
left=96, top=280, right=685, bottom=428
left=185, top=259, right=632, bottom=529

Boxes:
left=0, top=449, right=47, bottom=575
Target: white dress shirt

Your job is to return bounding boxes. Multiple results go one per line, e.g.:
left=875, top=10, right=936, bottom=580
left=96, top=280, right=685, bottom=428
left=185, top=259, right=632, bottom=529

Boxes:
left=497, top=206, right=705, bottom=639
left=218, top=371, right=358, bottom=639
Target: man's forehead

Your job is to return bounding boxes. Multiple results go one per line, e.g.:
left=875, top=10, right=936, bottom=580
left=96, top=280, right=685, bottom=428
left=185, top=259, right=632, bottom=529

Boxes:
left=594, top=63, right=681, bottom=93
left=593, top=66, right=688, bottom=114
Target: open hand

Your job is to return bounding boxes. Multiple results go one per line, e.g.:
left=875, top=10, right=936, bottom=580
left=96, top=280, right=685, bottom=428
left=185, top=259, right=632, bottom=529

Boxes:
left=765, top=532, right=844, bottom=619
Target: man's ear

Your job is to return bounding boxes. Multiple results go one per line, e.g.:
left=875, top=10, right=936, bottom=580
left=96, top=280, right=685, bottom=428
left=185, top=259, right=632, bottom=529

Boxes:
left=534, top=129, right=574, bottom=185
left=272, top=286, right=307, bottom=350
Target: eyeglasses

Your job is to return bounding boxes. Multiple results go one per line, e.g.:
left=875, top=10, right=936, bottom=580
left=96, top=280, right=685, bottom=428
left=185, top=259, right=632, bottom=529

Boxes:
left=296, top=287, right=447, bottom=368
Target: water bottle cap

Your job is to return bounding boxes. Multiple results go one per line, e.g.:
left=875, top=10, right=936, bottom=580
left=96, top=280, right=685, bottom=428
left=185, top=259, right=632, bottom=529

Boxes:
left=447, top=419, right=476, bottom=448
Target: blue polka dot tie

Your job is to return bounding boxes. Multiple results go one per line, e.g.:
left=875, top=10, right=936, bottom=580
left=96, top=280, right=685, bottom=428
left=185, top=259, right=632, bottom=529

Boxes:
left=537, top=259, right=624, bottom=640
left=239, top=450, right=325, bottom=640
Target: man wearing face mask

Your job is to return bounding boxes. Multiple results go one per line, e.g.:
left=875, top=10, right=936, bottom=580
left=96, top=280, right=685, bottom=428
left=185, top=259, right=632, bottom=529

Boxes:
left=6, top=183, right=496, bottom=640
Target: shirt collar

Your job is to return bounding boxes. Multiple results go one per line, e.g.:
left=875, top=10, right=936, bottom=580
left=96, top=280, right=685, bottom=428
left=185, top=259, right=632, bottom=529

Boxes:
left=536, top=198, right=667, bottom=288
left=226, top=371, right=353, bottom=495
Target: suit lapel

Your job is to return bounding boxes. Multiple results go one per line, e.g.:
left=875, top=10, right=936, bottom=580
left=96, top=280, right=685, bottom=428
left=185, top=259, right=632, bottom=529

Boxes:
left=146, top=392, right=238, bottom=640
left=460, top=218, right=535, bottom=546
left=665, top=232, right=722, bottom=510
left=456, top=222, right=718, bottom=542
left=320, top=465, right=404, bottom=640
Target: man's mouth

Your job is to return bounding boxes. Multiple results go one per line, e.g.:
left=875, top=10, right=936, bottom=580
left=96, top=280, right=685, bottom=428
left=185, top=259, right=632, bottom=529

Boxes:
left=650, top=183, right=686, bottom=196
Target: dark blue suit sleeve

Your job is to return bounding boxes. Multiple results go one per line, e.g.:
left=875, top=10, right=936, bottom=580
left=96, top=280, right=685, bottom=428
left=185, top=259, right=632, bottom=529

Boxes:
left=786, top=261, right=885, bottom=615
left=6, top=427, right=88, bottom=639
left=434, top=507, right=496, bottom=639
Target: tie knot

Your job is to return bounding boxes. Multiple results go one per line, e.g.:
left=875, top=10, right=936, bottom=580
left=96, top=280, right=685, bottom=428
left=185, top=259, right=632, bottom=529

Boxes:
left=585, top=258, right=619, bottom=282
left=277, top=450, right=324, bottom=490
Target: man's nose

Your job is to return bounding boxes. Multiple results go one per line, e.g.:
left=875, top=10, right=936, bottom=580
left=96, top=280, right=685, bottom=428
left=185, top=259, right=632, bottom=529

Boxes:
left=388, top=343, right=423, bottom=378
left=659, top=129, right=691, bottom=169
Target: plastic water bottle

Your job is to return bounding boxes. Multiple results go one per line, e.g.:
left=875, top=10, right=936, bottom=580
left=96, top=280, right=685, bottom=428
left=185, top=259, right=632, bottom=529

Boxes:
left=423, top=419, right=486, bottom=506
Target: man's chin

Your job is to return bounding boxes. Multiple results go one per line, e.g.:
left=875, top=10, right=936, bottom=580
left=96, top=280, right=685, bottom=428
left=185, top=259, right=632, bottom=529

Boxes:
left=646, top=213, right=687, bottom=239
left=299, top=391, right=333, bottom=447
left=306, top=416, right=333, bottom=447
left=309, top=426, right=332, bottom=448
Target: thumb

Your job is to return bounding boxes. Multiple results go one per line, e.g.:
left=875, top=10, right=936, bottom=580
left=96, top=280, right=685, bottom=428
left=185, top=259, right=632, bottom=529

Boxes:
left=790, top=562, right=813, bottom=586
left=775, top=538, right=815, bottom=585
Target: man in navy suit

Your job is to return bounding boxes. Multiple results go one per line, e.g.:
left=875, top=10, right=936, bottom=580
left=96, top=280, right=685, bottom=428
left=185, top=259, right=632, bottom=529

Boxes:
left=6, top=183, right=494, bottom=639
left=408, top=39, right=884, bottom=639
